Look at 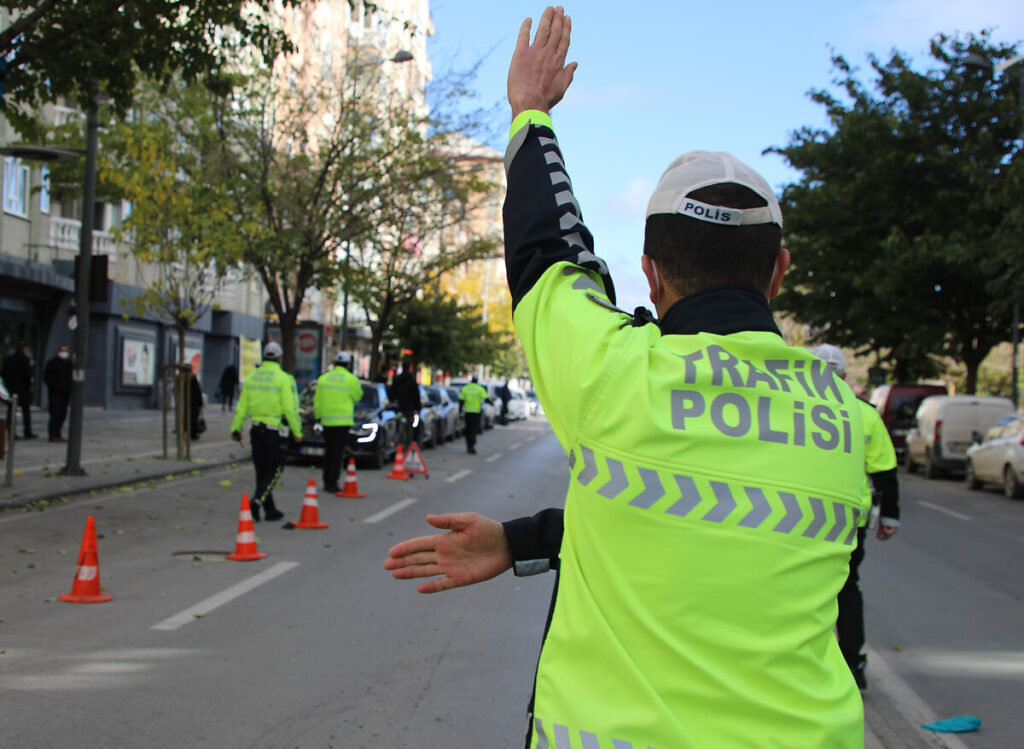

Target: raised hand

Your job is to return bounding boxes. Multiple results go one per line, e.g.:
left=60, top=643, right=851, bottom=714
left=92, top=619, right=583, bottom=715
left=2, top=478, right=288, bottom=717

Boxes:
left=507, top=6, right=577, bottom=117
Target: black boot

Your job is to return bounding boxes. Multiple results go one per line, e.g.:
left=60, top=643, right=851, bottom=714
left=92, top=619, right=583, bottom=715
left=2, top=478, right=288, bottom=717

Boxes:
left=263, top=496, right=284, bottom=522
left=250, top=497, right=262, bottom=522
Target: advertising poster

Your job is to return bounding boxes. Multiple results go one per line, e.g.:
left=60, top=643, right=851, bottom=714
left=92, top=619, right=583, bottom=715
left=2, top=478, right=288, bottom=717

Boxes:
left=240, top=337, right=261, bottom=382
left=122, top=338, right=155, bottom=386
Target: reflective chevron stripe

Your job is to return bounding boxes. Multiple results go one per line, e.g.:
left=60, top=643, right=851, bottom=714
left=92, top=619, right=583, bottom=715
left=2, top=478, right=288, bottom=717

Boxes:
left=534, top=718, right=646, bottom=749
left=571, top=445, right=861, bottom=545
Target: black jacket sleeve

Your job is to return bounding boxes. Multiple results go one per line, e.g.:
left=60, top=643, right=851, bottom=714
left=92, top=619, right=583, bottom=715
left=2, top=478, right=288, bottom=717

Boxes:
left=869, top=467, right=900, bottom=522
left=502, top=508, right=564, bottom=576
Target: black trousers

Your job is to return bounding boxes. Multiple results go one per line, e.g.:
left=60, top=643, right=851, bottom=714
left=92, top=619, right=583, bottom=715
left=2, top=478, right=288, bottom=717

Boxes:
left=48, top=391, right=69, bottom=438
left=322, top=425, right=350, bottom=490
left=10, top=391, right=32, bottom=436
left=836, top=526, right=867, bottom=669
left=464, top=412, right=481, bottom=450
left=250, top=425, right=287, bottom=512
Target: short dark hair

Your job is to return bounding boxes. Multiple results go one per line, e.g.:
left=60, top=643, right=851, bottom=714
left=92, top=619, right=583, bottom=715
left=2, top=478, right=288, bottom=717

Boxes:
left=643, top=183, right=781, bottom=298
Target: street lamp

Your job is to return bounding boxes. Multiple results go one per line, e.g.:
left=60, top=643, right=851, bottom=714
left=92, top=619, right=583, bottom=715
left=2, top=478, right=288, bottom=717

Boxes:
left=965, top=52, right=1023, bottom=409
left=339, top=49, right=413, bottom=356
left=0, top=94, right=99, bottom=475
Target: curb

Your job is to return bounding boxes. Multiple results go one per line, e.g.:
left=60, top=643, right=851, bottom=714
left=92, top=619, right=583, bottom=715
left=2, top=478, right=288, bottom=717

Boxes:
left=0, top=456, right=251, bottom=511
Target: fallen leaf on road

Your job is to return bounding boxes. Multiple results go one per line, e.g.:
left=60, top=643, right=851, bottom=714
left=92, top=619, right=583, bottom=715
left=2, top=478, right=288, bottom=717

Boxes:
left=219, top=480, right=233, bottom=488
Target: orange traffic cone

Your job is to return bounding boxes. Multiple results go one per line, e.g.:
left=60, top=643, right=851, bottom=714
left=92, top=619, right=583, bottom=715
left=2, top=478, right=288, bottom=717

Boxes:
left=293, top=478, right=328, bottom=529
left=386, top=444, right=411, bottom=480
left=226, top=493, right=268, bottom=561
left=336, top=459, right=366, bottom=498
left=59, top=515, right=112, bottom=603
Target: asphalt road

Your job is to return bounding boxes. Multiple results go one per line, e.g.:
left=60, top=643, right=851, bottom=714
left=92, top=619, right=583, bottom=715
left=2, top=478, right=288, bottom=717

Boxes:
left=3, top=420, right=1022, bottom=748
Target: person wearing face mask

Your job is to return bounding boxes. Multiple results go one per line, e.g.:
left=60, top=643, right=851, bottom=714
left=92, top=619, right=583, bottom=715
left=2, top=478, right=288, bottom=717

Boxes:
left=386, top=8, right=870, bottom=748
left=44, top=344, right=73, bottom=443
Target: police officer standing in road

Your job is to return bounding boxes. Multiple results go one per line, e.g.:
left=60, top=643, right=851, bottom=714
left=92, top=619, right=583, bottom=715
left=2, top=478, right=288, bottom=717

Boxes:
left=459, top=376, right=487, bottom=454
left=387, top=8, right=869, bottom=748
left=315, top=351, right=362, bottom=494
left=230, top=342, right=301, bottom=522
left=812, top=343, right=900, bottom=690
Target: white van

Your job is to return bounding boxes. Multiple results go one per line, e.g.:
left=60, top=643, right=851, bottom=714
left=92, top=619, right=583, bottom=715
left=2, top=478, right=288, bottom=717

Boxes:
left=905, top=395, right=1015, bottom=478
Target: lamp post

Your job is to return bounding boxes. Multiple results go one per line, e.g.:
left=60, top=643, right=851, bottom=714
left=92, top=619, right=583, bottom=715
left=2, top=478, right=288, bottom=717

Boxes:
left=965, top=52, right=1023, bottom=409
left=338, top=49, right=413, bottom=357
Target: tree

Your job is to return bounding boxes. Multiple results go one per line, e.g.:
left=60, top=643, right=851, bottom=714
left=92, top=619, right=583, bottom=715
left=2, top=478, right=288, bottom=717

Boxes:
left=98, top=81, right=245, bottom=457
left=0, top=0, right=296, bottom=137
left=769, top=33, right=1021, bottom=392
left=218, top=52, right=497, bottom=375
left=391, top=291, right=508, bottom=376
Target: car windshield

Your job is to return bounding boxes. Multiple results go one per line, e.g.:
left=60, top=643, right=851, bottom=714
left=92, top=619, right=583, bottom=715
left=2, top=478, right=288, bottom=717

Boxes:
left=357, top=385, right=380, bottom=409
left=892, top=395, right=928, bottom=429
left=426, top=389, right=442, bottom=405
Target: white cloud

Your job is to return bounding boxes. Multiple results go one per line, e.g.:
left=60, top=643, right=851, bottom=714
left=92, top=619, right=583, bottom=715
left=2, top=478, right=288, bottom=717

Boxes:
left=854, top=0, right=1024, bottom=51
left=600, top=177, right=655, bottom=219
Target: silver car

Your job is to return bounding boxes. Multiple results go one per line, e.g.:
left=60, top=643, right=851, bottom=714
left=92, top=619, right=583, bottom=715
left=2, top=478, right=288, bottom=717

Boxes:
left=965, top=414, right=1024, bottom=498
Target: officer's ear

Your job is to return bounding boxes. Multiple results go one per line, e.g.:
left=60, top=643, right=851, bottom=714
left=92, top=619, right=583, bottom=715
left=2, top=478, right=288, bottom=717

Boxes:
left=641, top=254, right=663, bottom=312
left=767, top=249, right=791, bottom=300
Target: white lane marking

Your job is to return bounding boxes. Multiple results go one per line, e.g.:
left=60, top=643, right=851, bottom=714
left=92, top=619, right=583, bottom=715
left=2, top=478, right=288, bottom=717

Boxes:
left=485, top=453, right=501, bottom=463
left=150, top=561, right=299, bottom=631
left=446, top=469, right=472, bottom=483
left=918, top=500, right=972, bottom=521
left=865, top=646, right=970, bottom=749
left=509, top=442, right=522, bottom=450
left=364, top=498, right=417, bottom=524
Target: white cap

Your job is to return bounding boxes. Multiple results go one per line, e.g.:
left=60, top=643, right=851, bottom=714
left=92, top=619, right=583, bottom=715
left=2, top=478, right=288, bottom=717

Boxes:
left=263, top=341, right=283, bottom=359
left=335, top=351, right=353, bottom=365
left=646, top=151, right=783, bottom=227
left=811, top=344, right=846, bottom=377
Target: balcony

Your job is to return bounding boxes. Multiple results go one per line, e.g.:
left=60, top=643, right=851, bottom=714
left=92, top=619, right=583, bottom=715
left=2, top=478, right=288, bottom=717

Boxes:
left=51, top=216, right=116, bottom=259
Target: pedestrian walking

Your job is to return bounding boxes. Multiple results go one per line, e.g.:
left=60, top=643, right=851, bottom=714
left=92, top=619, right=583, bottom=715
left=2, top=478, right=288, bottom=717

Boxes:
left=230, top=342, right=301, bottom=522
left=812, top=344, right=900, bottom=690
left=188, top=372, right=204, bottom=440
left=1, top=341, right=36, bottom=439
left=218, top=363, right=239, bottom=411
left=458, top=376, right=487, bottom=454
left=43, top=344, right=72, bottom=442
left=314, top=351, right=362, bottom=493
left=497, top=380, right=512, bottom=425
left=390, top=364, right=421, bottom=449
left=386, top=9, right=869, bottom=748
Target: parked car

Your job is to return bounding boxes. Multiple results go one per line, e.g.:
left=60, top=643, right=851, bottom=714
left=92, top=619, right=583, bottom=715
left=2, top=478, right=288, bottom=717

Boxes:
left=289, top=380, right=401, bottom=469
left=416, top=385, right=441, bottom=448
left=424, top=384, right=461, bottom=442
left=525, top=388, right=542, bottom=417
left=444, top=386, right=467, bottom=438
left=450, top=378, right=496, bottom=429
left=965, top=414, right=1024, bottom=498
left=507, top=388, right=529, bottom=420
left=905, top=395, right=1015, bottom=478
left=868, top=383, right=947, bottom=463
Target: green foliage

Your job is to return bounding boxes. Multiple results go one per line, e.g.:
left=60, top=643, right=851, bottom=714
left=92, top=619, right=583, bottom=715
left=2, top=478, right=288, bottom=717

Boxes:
left=0, top=0, right=297, bottom=138
left=769, top=33, right=1022, bottom=393
left=392, top=292, right=509, bottom=375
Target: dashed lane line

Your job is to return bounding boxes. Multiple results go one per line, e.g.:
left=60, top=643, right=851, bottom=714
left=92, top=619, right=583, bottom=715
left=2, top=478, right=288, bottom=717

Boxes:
left=509, top=442, right=522, bottom=450
left=150, top=561, right=300, bottom=631
left=446, top=469, right=472, bottom=483
left=485, top=453, right=501, bottom=463
left=918, top=500, right=972, bottom=521
left=363, top=498, right=417, bottom=524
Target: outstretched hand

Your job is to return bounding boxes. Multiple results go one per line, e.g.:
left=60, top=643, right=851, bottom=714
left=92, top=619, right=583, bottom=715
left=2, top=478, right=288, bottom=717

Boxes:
left=507, top=6, right=577, bottom=117
left=384, top=512, right=512, bottom=594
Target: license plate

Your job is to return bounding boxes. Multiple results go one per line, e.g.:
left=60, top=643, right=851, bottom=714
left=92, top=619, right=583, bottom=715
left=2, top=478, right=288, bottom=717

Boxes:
left=946, top=442, right=968, bottom=455
left=302, top=447, right=325, bottom=456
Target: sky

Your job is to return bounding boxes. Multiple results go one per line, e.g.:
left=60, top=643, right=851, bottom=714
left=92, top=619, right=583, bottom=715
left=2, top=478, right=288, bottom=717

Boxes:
left=426, top=0, right=1024, bottom=311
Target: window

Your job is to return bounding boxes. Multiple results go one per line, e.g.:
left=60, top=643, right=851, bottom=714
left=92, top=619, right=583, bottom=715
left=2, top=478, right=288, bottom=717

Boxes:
left=3, top=156, right=29, bottom=216
left=39, top=165, right=50, bottom=214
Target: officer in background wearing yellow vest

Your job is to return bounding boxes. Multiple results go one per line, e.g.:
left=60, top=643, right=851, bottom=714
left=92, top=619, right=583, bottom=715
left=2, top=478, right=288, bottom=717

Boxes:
left=315, top=351, right=362, bottom=494
left=459, top=376, right=487, bottom=454
left=231, top=341, right=301, bottom=522
left=386, top=8, right=869, bottom=748
left=812, top=343, right=900, bottom=690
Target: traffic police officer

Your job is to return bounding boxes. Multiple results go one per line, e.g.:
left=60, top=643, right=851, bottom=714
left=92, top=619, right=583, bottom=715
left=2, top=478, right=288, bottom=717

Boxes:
left=813, top=343, right=900, bottom=690
left=458, top=376, right=487, bottom=454
left=386, top=9, right=869, bottom=748
left=230, top=342, right=301, bottom=521
left=314, top=351, right=362, bottom=494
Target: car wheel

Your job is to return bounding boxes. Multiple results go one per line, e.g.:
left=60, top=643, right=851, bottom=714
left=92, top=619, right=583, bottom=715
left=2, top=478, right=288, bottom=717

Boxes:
left=924, top=451, right=943, bottom=479
left=904, top=454, right=918, bottom=474
left=1004, top=466, right=1024, bottom=499
left=369, top=439, right=387, bottom=470
left=964, top=460, right=981, bottom=490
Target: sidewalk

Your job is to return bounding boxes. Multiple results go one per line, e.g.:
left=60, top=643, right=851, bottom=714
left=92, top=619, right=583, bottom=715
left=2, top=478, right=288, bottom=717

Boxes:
left=1, top=406, right=250, bottom=510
